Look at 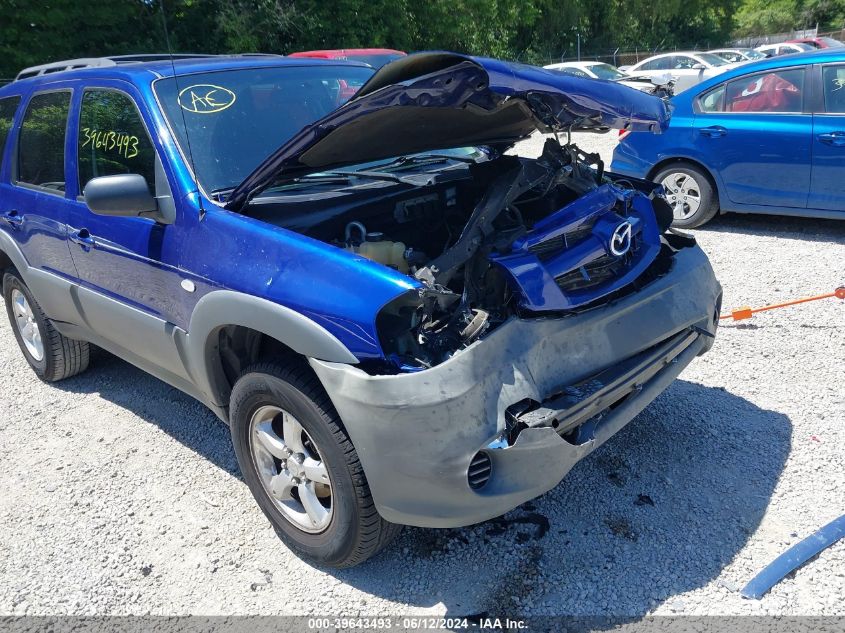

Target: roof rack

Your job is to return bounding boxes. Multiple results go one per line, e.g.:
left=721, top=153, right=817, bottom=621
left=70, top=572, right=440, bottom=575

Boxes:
left=14, top=53, right=282, bottom=82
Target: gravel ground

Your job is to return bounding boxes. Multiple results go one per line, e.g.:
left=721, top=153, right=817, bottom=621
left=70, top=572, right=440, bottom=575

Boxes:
left=1, top=132, right=843, bottom=618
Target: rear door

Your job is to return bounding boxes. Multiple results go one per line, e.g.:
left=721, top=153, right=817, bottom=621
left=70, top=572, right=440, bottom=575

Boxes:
left=3, top=88, right=79, bottom=280
left=691, top=66, right=811, bottom=208
left=809, top=63, right=845, bottom=211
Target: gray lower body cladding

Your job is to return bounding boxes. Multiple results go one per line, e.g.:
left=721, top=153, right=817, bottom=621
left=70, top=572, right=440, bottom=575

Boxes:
left=310, top=243, right=721, bottom=528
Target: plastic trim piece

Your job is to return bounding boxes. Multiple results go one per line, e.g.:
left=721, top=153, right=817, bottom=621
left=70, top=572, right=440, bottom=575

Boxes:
left=741, top=514, right=845, bottom=599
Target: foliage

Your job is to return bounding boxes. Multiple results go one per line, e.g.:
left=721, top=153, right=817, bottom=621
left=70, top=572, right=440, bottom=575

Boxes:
left=0, top=0, right=842, bottom=81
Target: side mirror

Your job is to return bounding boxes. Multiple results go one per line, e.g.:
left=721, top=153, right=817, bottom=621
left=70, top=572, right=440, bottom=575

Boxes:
left=692, top=63, right=706, bottom=70
left=83, top=174, right=169, bottom=223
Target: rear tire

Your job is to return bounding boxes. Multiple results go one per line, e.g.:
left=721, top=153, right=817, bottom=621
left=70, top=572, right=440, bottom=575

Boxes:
left=654, top=163, right=719, bottom=228
left=3, top=271, right=90, bottom=382
left=229, top=361, right=401, bottom=567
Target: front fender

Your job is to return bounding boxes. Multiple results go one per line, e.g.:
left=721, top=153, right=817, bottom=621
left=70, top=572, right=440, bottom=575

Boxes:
left=185, top=290, right=359, bottom=407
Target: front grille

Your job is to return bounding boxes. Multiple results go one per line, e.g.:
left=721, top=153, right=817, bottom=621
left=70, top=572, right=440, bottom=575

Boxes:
left=528, top=223, right=594, bottom=261
left=467, top=452, right=492, bottom=489
left=555, top=245, right=635, bottom=293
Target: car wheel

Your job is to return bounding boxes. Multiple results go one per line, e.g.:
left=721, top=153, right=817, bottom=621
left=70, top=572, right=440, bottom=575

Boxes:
left=3, top=271, right=90, bottom=382
left=229, top=361, right=402, bottom=567
left=655, top=163, right=719, bottom=228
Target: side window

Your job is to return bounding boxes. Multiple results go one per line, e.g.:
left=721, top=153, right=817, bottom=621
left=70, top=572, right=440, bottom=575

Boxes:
left=639, top=57, right=671, bottom=71
left=725, top=68, right=804, bottom=113
left=699, top=85, right=726, bottom=112
left=674, top=56, right=697, bottom=69
left=78, top=90, right=156, bottom=191
left=822, top=65, right=845, bottom=113
left=17, top=91, right=71, bottom=191
left=0, top=96, right=21, bottom=172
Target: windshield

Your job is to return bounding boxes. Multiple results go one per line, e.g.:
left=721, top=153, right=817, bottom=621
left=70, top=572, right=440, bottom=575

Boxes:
left=820, top=37, right=845, bottom=48
left=744, top=49, right=767, bottom=59
left=154, top=65, right=374, bottom=193
left=589, top=63, right=626, bottom=80
left=344, top=53, right=405, bottom=69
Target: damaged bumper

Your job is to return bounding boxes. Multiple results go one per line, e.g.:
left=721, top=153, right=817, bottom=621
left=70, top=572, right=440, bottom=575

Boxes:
left=310, top=243, right=721, bottom=528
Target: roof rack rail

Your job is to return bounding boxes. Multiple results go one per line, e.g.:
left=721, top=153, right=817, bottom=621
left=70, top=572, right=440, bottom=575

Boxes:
left=14, top=53, right=282, bottom=82
left=16, top=58, right=116, bottom=81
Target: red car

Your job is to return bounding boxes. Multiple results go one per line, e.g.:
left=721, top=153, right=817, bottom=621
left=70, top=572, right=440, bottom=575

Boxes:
left=787, top=36, right=844, bottom=49
left=288, top=48, right=407, bottom=69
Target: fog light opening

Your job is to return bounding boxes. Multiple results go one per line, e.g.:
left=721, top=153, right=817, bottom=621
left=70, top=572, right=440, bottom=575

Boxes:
left=468, top=451, right=492, bottom=490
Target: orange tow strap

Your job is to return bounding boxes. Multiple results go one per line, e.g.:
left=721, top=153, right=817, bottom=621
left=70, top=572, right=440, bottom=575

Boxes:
left=720, top=287, right=845, bottom=321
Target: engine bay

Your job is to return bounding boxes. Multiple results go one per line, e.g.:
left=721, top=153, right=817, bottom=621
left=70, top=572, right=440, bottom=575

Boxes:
left=245, top=139, right=675, bottom=372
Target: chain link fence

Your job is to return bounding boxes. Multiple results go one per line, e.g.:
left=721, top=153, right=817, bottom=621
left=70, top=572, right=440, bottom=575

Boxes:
left=535, top=26, right=845, bottom=68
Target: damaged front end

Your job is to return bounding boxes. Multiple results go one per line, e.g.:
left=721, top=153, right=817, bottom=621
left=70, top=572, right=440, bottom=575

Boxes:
left=229, top=52, right=680, bottom=373
left=374, top=139, right=675, bottom=371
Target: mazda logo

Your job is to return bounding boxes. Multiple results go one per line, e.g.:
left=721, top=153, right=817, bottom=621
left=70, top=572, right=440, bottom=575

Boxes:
left=609, top=222, right=633, bottom=256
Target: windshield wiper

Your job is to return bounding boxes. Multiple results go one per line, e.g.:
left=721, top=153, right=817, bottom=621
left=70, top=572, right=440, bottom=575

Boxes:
left=210, top=187, right=235, bottom=203
left=379, top=152, right=481, bottom=168
left=307, top=170, right=435, bottom=186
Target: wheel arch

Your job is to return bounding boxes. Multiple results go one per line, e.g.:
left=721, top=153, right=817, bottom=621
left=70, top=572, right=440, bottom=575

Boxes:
left=0, top=230, right=27, bottom=278
left=185, top=290, right=359, bottom=412
left=647, top=156, right=722, bottom=207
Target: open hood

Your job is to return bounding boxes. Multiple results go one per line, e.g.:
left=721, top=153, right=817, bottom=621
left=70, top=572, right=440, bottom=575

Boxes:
left=226, top=52, right=670, bottom=211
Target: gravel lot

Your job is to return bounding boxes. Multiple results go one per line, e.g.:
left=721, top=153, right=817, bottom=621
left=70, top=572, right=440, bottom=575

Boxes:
left=1, top=132, right=843, bottom=618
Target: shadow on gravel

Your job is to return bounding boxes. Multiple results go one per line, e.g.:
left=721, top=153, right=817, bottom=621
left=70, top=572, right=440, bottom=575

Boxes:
left=51, top=349, right=791, bottom=618
left=53, top=346, right=240, bottom=476
left=697, top=213, right=845, bottom=243
left=331, top=379, right=792, bottom=618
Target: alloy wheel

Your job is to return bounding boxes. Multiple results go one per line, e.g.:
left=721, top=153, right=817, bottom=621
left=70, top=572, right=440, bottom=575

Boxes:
left=11, top=289, right=43, bottom=361
left=248, top=405, right=333, bottom=533
left=661, top=172, right=702, bottom=220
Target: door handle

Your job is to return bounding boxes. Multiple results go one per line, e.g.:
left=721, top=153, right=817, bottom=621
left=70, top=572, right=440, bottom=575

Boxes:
left=69, top=228, right=95, bottom=251
left=699, top=125, right=727, bottom=138
left=1, top=210, right=23, bottom=228
left=817, top=131, right=845, bottom=147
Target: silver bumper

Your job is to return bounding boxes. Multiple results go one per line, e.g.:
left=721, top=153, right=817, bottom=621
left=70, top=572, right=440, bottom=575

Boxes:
left=310, top=243, right=721, bottom=528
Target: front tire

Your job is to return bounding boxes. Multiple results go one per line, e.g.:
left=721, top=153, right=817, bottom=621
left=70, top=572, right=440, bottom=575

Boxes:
left=3, top=271, right=90, bottom=382
left=229, top=361, right=401, bottom=567
left=655, top=163, right=719, bottom=228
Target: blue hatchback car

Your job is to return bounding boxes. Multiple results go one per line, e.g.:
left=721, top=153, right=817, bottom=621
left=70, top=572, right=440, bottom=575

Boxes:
left=612, top=49, right=845, bottom=227
left=0, top=52, right=721, bottom=566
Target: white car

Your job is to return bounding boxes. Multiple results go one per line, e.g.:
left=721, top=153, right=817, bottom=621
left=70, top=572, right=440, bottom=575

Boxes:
left=620, top=51, right=737, bottom=92
left=708, top=48, right=767, bottom=63
left=543, top=61, right=671, bottom=93
left=754, top=42, right=814, bottom=57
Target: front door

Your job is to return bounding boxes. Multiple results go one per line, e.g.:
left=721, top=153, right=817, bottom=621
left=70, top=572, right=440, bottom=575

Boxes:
left=65, top=85, right=190, bottom=375
left=692, top=66, right=811, bottom=209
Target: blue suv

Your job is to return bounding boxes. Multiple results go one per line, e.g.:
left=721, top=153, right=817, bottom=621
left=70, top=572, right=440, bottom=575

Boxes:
left=0, top=52, right=721, bottom=566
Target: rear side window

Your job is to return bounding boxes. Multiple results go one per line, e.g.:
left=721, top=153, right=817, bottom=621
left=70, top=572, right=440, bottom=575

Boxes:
left=0, top=96, right=21, bottom=172
left=17, top=91, right=71, bottom=191
left=78, top=90, right=156, bottom=191
left=822, top=65, right=845, bottom=113
left=699, top=85, right=725, bottom=112
left=724, top=68, right=804, bottom=113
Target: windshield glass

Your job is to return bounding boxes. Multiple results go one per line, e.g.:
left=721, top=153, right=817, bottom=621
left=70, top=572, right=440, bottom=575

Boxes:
left=344, top=53, right=404, bottom=68
left=820, top=37, right=845, bottom=48
left=696, top=53, right=731, bottom=66
left=154, top=65, right=374, bottom=193
left=744, top=49, right=767, bottom=59
left=589, top=63, right=626, bottom=80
